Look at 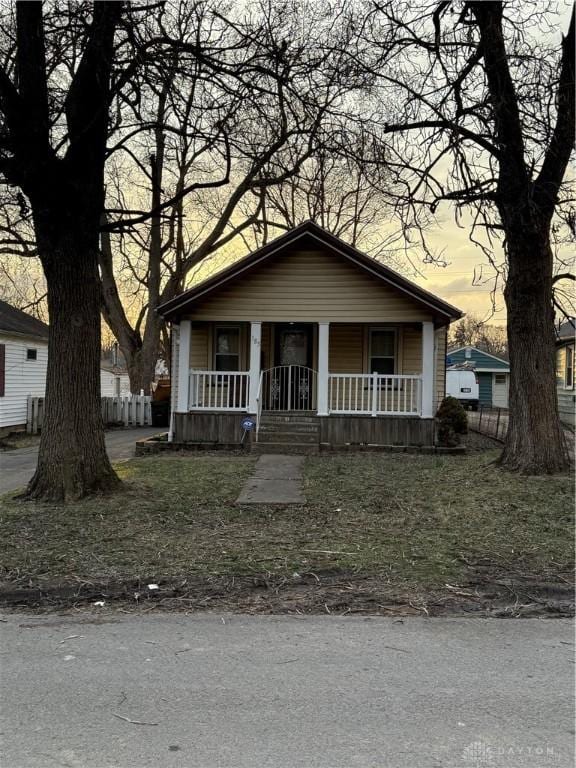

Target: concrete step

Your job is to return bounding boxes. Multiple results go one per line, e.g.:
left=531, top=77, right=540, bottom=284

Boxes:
left=252, top=442, right=319, bottom=455
left=259, top=423, right=319, bottom=435
left=261, top=414, right=318, bottom=424
left=257, top=430, right=319, bottom=444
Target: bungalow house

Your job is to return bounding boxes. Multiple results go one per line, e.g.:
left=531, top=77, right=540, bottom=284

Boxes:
left=446, top=346, right=510, bottom=408
left=0, top=299, right=49, bottom=435
left=157, top=222, right=463, bottom=450
left=556, top=319, right=575, bottom=428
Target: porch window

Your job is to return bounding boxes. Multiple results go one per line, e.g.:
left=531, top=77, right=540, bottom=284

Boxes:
left=214, top=326, right=240, bottom=371
left=494, top=373, right=507, bottom=385
left=566, top=346, right=574, bottom=389
left=369, top=329, right=396, bottom=375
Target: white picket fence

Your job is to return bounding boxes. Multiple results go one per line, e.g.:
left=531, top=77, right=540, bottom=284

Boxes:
left=101, top=395, right=152, bottom=427
left=27, top=395, right=152, bottom=434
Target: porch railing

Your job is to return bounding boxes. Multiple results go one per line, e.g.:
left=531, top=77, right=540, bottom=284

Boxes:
left=328, top=373, right=422, bottom=416
left=189, top=370, right=249, bottom=411
left=187, top=369, right=422, bottom=416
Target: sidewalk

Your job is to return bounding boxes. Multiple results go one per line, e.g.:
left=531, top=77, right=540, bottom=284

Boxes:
left=236, top=454, right=305, bottom=504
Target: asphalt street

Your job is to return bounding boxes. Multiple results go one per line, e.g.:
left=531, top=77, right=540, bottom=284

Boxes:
left=0, top=427, right=161, bottom=494
left=0, top=613, right=573, bottom=768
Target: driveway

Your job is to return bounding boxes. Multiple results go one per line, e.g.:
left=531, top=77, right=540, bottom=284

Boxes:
left=0, top=427, right=161, bottom=494
left=0, top=613, right=573, bottom=768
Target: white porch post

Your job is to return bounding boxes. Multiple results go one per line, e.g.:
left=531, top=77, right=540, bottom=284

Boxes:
left=421, top=321, right=435, bottom=418
left=177, top=320, right=191, bottom=412
left=317, top=322, right=330, bottom=416
left=248, top=321, right=262, bottom=413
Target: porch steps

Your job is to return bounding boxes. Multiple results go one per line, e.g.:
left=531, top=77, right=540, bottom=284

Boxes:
left=255, top=413, right=320, bottom=454
left=258, top=430, right=319, bottom=444
left=252, top=442, right=319, bottom=455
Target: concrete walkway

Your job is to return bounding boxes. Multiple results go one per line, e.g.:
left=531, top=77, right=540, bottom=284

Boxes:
left=237, top=453, right=305, bottom=504
left=0, top=427, right=162, bottom=495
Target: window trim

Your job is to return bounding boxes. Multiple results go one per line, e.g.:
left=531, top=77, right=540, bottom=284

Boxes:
left=566, top=345, right=574, bottom=389
left=494, top=373, right=507, bottom=386
left=213, top=325, right=242, bottom=372
left=367, top=327, right=397, bottom=376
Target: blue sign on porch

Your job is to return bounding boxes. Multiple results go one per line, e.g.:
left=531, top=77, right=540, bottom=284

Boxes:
left=241, top=417, right=256, bottom=431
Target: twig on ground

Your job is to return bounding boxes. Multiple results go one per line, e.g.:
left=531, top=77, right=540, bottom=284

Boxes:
left=112, top=713, right=159, bottom=726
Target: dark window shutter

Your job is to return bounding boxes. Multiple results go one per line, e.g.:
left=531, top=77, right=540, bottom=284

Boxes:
left=0, top=344, right=5, bottom=397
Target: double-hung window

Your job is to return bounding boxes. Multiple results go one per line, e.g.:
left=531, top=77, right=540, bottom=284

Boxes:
left=214, top=327, right=240, bottom=371
left=369, top=329, right=396, bottom=375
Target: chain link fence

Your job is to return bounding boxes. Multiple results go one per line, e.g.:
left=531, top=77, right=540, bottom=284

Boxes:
left=467, top=405, right=508, bottom=442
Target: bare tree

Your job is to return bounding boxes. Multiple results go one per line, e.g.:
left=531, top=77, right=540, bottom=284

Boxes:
left=449, top=314, right=508, bottom=358
left=361, top=1, right=574, bottom=473
left=244, top=143, right=409, bottom=270
left=99, top=0, right=365, bottom=394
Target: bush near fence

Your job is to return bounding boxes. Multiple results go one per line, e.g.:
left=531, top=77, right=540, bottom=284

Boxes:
left=27, top=395, right=152, bottom=434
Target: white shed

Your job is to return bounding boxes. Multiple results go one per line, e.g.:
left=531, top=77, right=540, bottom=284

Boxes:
left=0, top=300, right=49, bottom=434
left=100, top=365, right=131, bottom=397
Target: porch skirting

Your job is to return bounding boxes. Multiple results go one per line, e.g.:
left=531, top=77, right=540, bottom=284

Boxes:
left=174, top=412, right=252, bottom=445
left=319, top=415, right=434, bottom=447
left=173, top=412, right=435, bottom=447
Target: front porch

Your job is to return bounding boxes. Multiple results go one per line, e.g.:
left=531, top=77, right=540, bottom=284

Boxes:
left=171, top=320, right=441, bottom=447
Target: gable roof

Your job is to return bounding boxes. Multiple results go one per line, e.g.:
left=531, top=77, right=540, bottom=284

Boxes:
left=0, top=299, right=49, bottom=340
left=447, top=345, right=510, bottom=372
left=157, top=221, right=463, bottom=322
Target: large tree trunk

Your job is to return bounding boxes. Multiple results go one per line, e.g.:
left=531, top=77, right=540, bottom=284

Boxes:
left=499, top=229, right=569, bottom=474
left=26, top=225, right=120, bottom=501
left=123, top=321, right=162, bottom=395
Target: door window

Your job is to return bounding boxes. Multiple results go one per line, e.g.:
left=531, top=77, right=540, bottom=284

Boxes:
left=280, top=331, right=308, bottom=366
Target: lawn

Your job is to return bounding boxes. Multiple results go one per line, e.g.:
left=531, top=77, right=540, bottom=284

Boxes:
left=0, top=448, right=573, bottom=608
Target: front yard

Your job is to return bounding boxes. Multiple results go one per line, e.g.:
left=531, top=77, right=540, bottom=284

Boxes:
left=0, top=445, right=573, bottom=614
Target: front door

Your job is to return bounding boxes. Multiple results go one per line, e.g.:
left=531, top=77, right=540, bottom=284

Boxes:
left=263, top=324, right=315, bottom=410
left=492, top=373, right=509, bottom=408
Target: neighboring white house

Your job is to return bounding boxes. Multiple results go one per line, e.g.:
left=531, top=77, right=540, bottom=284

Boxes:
left=0, top=300, right=49, bottom=434
left=100, top=365, right=131, bottom=397
left=0, top=299, right=138, bottom=434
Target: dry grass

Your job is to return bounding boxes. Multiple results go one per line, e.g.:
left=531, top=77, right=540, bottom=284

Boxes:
left=0, top=449, right=573, bottom=590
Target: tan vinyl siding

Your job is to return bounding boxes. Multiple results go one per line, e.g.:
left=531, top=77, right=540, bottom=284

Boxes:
left=401, top=326, right=422, bottom=375
left=189, top=324, right=210, bottom=369
left=261, top=323, right=272, bottom=370
left=185, top=249, right=434, bottom=323
left=329, top=324, right=363, bottom=372
left=434, top=327, right=447, bottom=410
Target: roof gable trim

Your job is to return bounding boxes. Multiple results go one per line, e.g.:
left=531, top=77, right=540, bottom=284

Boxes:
left=158, top=224, right=462, bottom=320
left=448, top=345, right=509, bottom=365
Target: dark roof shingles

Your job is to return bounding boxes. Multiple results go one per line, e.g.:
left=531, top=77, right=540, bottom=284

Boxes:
left=0, top=299, right=49, bottom=339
